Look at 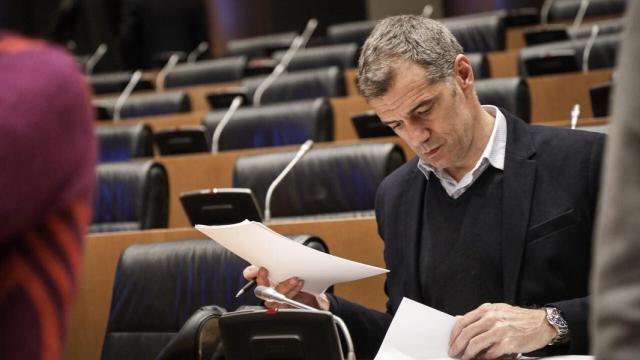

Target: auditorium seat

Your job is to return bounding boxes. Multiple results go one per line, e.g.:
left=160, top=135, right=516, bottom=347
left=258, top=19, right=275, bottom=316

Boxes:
left=233, top=143, right=405, bottom=219
left=89, top=71, right=155, bottom=95
left=101, top=236, right=329, bottom=360
left=91, top=160, right=168, bottom=233
left=518, top=33, right=620, bottom=76
left=93, top=91, right=192, bottom=119
left=226, top=32, right=297, bottom=58
left=241, top=66, right=346, bottom=105
left=97, top=123, right=154, bottom=162
left=163, top=56, right=248, bottom=88
left=271, top=43, right=359, bottom=71
left=476, top=77, right=531, bottom=123
left=327, top=13, right=506, bottom=52
left=568, top=18, right=624, bottom=39
left=547, top=0, right=626, bottom=23
left=202, top=97, right=334, bottom=151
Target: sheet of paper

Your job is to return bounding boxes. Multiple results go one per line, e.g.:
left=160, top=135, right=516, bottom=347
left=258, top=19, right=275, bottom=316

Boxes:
left=375, top=297, right=456, bottom=360
left=196, top=220, right=388, bottom=294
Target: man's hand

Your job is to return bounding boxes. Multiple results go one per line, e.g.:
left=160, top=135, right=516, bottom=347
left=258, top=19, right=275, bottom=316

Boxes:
left=243, top=265, right=330, bottom=311
left=448, top=303, right=557, bottom=359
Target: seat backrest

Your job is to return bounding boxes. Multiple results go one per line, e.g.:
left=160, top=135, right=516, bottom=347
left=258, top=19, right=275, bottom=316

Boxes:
left=97, top=123, right=154, bottom=162
left=476, top=77, right=531, bottom=123
left=226, top=32, right=297, bottom=58
left=91, top=160, right=169, bottom=233
left=102, top=236, right=329, bottom=360
left=442, top=12, right=506, bottom=52
left=568, top=18, right=624, bottom=39
left=164, top=56, right=248, bottom=88
left=233, top=143, right=406, bottom=218
left=202, top=98, right=334, bottom=151
left=271, top=43, right=359, bottom=72
left=90, top=71, right=155, bottom=95
left=93, top=91, right=192, bottom=119
left=326, top=20, right=376, bottom=46
left=241, top=66, right=346, bottom=105
left=518, top=33, right=620, bottom=76
left=548, top=0, right=626, bottom=22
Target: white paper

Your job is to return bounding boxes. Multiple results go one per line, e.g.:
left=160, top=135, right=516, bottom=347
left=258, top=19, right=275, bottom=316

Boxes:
left=374, top=297, right=595, bottom=360
left=196, top=220, right=388, bottom=294
left=375, top=297, right=457, bottom=360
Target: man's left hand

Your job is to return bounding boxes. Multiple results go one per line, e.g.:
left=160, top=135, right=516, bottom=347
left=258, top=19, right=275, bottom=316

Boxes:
left=448, top=303, right=557, bottom=359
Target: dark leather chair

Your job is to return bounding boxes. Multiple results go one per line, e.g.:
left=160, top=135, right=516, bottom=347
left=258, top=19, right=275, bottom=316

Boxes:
left=547, top=0, right=626, bottom=22
left=97, top=123, right=154, bottom=162
left=326, top=13, right=505, bottom=53
left=93, top=91, right=192, bottom=119
left=442, top=13, right=506, bottom=52
left=476, top=77, right=531, bottom=123
left=518, top=33, right=620, bottom=76
left=226, top=32, right=297, bottom=58
left=568, top=18, right=624, bottom=39
left=271, top=43, right=359, bottom=71
left=241, top=66, right=346, bottom=105
left=202, top=98, right=334, bottom=151
left=91, top=160, right=168, bottom=233
left=101, top=236, right=329, bottom=360
left=164, top=56, right=248, bottom=88
left=326, top=20, right=376, bottom=46
left=467, top=52, right=491, bottom=79
left=233, top=143, right=406, bottom=219
left=90, top=72, right=155, bottom=95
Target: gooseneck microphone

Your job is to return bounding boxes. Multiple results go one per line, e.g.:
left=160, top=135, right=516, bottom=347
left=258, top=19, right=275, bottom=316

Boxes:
left=85, top=43, right=108, bottom=75
left=582, top=24, right=600, bottom=73
left=572, top=0, right=590, bottom=30
left=254, top=285, right=356, bottom=360
left=252, top=18, right=319, bottom=106
left=571, top=104, right=581, bottom=129
left=156, top=53, right=182, bottom=91
left=187, top=41, right=209, bottom=63
left=113, top=70, right=142, bottom=122
left=263, top=139, right=314, bottom=222
left=210, top=95, right=244, bottom=153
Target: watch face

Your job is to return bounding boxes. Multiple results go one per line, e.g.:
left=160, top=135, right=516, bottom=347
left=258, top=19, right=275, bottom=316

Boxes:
left=548, top=308, right=568, bottom=328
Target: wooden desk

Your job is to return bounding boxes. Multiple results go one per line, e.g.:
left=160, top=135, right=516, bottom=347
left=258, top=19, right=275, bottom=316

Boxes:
left=63, top=217, right=386, bottom=360
left=158, top=136, right=411, bottom=228
left=527, top=69, right=611, bottom=123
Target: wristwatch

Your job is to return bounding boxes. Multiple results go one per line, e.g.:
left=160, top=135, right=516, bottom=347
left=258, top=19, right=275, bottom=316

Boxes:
left=544, top=307, right=570, bottom=345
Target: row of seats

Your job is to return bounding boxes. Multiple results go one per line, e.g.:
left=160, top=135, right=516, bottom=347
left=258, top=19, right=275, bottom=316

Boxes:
left=95, top=76, right=530, bottom=162
left=91, top=142, right=405, bottom=232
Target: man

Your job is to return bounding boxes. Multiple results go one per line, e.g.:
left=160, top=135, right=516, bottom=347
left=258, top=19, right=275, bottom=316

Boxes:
left=246, top=15, right=603, bottom=359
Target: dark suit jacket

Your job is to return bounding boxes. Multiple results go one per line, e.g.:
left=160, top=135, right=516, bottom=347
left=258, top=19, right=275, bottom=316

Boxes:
left=329, top=111, right=605, bottom=358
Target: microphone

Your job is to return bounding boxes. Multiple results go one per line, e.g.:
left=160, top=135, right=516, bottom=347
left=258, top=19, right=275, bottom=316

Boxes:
left=264, top=139, right=314, bottom=222
left=422, top=4, right=434, bottom=18
left=187, top=41, right=210, bottom=63
left=113, top=70, right=142, bottom=122
left=570, top=104, right=581, bottom=129
left=572, top=0, right=590, bottom=30
left=85, top=43, right=108, bottom=75
left=156, top=53, right=182, bottom=91
left=540, top=0, right=556, bottom=26
left=210, top=95, right=244, bottom=153
left=582, top=24, right=600, bottom=72
left=253, top=18, right=319, bottom=106
left=254, top=285, right=356, bottom=360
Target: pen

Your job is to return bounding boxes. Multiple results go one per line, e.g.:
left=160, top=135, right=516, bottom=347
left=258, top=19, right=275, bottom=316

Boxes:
left=235, top=279, right=256, bottom=298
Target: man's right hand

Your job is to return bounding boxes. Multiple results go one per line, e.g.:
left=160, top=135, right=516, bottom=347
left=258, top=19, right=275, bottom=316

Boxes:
left=243, top=265, right=330, bottom=311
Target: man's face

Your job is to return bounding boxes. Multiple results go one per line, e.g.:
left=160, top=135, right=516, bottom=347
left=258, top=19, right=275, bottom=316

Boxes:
left=368, top=60, right=475, bottom=173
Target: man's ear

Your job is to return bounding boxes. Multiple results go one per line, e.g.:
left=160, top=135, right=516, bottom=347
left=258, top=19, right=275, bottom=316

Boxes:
left=454, top=54, right=474, bottom=92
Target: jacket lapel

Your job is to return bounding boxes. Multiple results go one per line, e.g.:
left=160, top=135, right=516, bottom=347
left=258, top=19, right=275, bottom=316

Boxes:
left=501, top=114, right=537, bottom=303
left=399, top=162, right=427, bottom=301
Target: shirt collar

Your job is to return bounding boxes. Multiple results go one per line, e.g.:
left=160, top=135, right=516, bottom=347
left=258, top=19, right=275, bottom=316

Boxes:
left=417, top=105, right=507, bottom=180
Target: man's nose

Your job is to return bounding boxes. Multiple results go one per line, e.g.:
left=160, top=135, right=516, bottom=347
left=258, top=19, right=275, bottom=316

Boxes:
left=405, top=120, right=430, bottom=145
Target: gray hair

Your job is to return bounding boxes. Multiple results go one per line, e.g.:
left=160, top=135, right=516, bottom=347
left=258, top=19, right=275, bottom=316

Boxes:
left=356, top=15, right=463, bottom=99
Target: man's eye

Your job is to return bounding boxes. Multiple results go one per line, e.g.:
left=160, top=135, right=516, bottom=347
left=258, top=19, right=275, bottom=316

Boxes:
left=415, top=107, right=431, bottom=116
left=388, top=122, right=402, bottom=130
